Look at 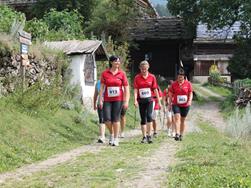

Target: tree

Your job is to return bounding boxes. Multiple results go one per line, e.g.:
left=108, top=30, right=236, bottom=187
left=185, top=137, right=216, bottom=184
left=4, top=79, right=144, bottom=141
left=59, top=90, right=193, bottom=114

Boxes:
left=228, top=38, right=251, bottom=79
left=167, top=0, right=251, bottom=78
left=31, top=0, right=98, bottom=26
left=25, top=9, right=85, bottom=41
left=86, top=0, right=139, bottom=43
left=155, top=4, right=171, bottom=17
left=0, top=5, right=25, bottom=33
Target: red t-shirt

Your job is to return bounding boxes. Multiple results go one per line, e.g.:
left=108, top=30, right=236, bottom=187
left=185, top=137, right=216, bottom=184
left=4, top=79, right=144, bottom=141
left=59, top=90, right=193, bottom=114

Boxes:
left=133, top=73, right=158, bottom=101
left=153, top=88, right=162, bottom=110
left=101, top=69, right=128, bottom=102
left=169, top=80, right=192, bottom=107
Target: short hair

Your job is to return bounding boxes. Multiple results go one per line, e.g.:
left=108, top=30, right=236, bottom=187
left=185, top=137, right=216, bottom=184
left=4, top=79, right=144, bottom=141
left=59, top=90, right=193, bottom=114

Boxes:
left=178, top=68, right=185, bottom=75
left=139, top=60, right=149, bottom=67
left=109, top=55, right=119, bottom=62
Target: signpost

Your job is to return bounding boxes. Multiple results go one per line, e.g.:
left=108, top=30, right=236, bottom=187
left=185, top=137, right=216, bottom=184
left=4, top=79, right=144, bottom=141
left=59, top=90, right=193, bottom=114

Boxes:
left=19, top=31, right=31, bottom=90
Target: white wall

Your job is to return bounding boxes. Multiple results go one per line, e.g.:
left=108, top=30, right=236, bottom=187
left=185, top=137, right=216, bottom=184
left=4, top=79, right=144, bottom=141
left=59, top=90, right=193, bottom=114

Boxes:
left=69, top=54, right=96, bottom=110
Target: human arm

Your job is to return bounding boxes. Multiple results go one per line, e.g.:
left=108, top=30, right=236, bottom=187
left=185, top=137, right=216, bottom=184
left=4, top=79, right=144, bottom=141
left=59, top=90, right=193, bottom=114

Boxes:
left=123, top=85, right=130, bottom=109
left=134, top=88, right=138, bottom=108
left=98, top=83, right=105, bottom=109
left=93, top=83, right=98, bottom=110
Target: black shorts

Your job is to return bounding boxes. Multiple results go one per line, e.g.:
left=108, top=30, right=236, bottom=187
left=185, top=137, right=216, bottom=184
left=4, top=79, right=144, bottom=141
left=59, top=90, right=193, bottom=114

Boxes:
left=97, top=108, right=104, bottom=124
left=172, top=105, right=190, bottom=117
left=103, top=101, right=123, bottom=123
left=139, top=101, right=154, bottom=125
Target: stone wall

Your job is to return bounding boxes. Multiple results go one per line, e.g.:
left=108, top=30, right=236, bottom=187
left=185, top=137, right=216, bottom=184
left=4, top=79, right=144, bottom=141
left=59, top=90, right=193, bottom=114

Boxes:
left=0, top=52, right=59, bottom=95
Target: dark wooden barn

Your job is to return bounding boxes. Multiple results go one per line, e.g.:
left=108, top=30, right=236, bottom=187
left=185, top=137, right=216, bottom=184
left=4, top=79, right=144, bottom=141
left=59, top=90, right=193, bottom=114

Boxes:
left=129, top=17, right=193, bottom=81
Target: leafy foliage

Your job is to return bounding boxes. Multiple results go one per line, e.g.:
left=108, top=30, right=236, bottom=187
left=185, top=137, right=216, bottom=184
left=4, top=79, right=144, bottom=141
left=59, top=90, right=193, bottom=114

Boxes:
left=155, top=4, right=171, bottom=17
left=87, top=0, right=139, bottom=42
left=31, top=0, right=97, bottom=24
left=25, top=18, right=49, bottom=39
left=168, top=0, right=251, bottom=79
left=25, top=9, right=85, bottom=41
left=228, top=38, right=251, bottom=79
left=0, top=5, right=25, bottom=33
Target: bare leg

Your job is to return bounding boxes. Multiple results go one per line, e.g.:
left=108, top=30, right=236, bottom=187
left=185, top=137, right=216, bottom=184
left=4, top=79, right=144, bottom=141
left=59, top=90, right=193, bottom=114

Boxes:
left=99, top=123, right=106, bottom=138
left=105, top=121, right=113, bottom=135
left=174, top=114, right=181, bottom=135
left=147, top=122, right=152, bottom=136
left=113, top=121, right=120, bottom=139
left=120, top=115, right=126, bottom=136
left=180, top=117, right=186, bottom=135
left=141, top=124, right=147, bottom=137
left=153, top=120, right=157, bottom=133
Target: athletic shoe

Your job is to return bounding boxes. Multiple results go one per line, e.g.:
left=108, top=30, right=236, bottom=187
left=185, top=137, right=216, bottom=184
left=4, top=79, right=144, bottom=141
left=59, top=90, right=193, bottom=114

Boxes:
left=119, top=132, right=125, bottom=138
left=172, top=132, right=176, bottom=138
left=112, top=138, right=119, bottom=146
left=174, top=134, right=180, bottom=141
left=109, top=135, right=114, bottom=145
left=147, top=135, right=153, bottom=144
left=141, top=136, right=147, bottom=143
left=179, top=135, right=183, bottom=141
left=153, top=132, right=158, bottom=138
left=97, top=137, right=105, bottom=143
left=167, top=129, right=172, bottom=137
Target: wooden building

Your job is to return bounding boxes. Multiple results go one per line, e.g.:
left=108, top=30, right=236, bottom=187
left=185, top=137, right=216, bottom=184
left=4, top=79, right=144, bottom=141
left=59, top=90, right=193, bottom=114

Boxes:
left=193, top=23, right=239, bottom=83
left=130, top=17, right=193, bottom=80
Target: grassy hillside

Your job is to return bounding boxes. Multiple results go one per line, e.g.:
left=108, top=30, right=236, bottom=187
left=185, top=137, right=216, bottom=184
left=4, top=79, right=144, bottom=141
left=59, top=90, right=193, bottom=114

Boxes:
left=0, top=98, right=99, bottom=173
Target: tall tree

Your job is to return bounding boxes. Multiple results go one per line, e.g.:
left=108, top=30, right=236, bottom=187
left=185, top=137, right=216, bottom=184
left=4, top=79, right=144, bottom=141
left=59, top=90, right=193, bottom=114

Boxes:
left=86, top=0, right=139, bottom=43
left=31, top=0, right=97, bottom=25
left=167, top=0, right=251, bottom=79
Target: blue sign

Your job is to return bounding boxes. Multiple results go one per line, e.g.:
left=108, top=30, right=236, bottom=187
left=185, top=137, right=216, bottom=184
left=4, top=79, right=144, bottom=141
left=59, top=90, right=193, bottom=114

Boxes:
left=21, top=44, right=28, bottom=54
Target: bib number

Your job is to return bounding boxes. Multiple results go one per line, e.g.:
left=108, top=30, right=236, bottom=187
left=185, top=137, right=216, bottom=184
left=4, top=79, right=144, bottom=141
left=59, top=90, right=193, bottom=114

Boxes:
left=139, top=88, right=151, bottom=98
left=177, top=95, right=187, bottom=104
left=107, top=87, right=120, bottom=97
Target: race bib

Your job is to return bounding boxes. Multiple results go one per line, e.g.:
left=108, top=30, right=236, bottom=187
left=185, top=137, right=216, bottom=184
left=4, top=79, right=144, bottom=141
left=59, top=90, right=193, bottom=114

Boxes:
left=139, top=88, right=151, bottom=98
left=107, top=87, right=120, bottom=97
left=177, top=95, right=187, bottom=104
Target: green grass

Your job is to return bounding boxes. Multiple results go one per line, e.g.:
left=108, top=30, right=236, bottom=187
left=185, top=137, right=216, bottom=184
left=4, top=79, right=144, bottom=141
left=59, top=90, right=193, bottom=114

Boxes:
left=167, top=122, right=251, bottom=188
left=0, top=87, right=139, bottom=174
left=204, top=83, right=232, bottom=97
left=1, top=134, right=169, bottom=188
left=0, top=99, right=99, bottom=173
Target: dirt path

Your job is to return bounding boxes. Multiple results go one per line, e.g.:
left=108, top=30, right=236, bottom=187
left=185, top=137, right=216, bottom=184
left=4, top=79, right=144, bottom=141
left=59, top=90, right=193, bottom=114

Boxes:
left=0, top=101, right=226, bottom=187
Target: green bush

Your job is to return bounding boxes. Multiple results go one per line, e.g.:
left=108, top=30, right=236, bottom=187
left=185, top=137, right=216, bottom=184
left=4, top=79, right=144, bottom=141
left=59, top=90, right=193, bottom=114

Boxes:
left=25, top=18, right=49, bottom=40
left=0, top=5, right=25, bottom=33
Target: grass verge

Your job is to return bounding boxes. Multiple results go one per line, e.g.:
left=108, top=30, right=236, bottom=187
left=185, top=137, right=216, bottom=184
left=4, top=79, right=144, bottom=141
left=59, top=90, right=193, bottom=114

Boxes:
left=167, top=122, right=251, bottom=188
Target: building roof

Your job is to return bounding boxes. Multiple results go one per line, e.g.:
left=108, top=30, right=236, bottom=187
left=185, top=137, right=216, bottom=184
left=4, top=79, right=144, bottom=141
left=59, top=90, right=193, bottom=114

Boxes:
left=130, top=17, right=192, bottom=41
left=44, top=40, right=108, bottom=60
left=196, top=22, right=240, bottom=42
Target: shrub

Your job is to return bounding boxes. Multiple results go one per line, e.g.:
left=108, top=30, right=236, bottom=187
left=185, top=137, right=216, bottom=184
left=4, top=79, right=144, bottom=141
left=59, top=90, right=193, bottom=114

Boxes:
left=0, top=5, right=25, bottom=33
left=226, top=103, right=251, bottom=141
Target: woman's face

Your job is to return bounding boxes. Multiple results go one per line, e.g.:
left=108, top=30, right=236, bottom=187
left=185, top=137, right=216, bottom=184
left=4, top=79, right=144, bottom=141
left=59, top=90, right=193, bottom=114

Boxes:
left=177, top=74, right=185, bottom=82
left=140, top=64, right=149, bottom=74
left=111, top=58, right=121, bottom=68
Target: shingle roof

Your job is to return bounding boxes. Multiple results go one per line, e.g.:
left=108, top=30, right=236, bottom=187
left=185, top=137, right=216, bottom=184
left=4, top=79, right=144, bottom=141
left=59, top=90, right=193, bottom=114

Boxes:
left=196, top=22, right=241, bottom=41
left=44, top=40, right=108, bottom=60
left=130, top=17, right=192, bottom=41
